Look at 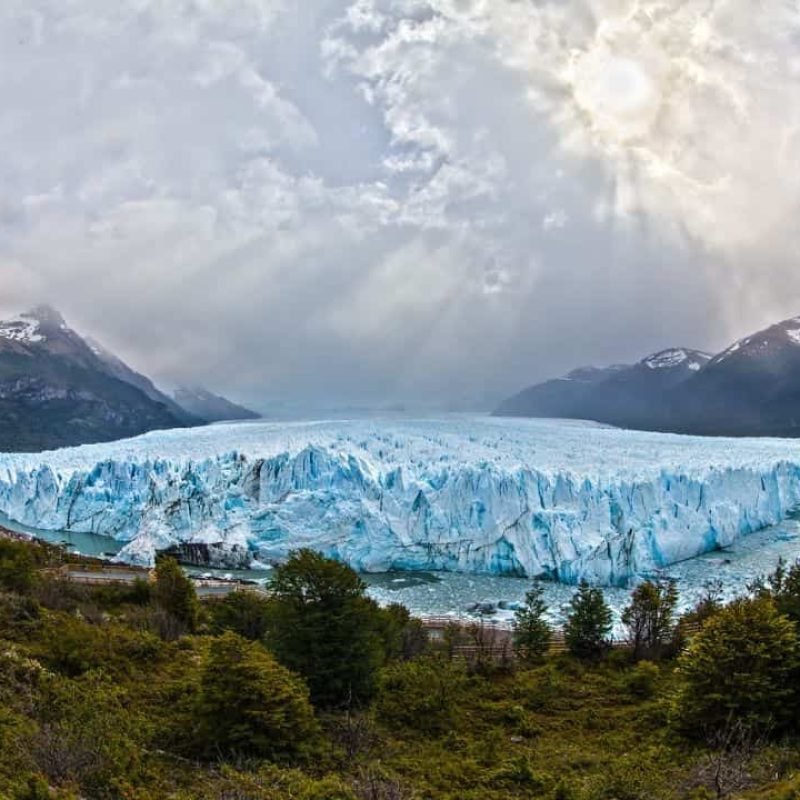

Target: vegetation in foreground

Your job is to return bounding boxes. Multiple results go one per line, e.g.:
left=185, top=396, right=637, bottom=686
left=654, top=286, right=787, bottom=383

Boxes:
left=0, top=537, right=800, bottom=799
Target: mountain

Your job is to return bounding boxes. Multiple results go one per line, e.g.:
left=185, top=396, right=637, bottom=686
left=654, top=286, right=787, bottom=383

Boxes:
left=583, top=348, right=713, bottom=429
left=173, top=386, right=260, bottom=423
left=495, top=348, right=711, bottom=427
left=492, top=319, right=800, bottom=437
left=671, top=317, right=800, bottom=437
left=85, top=337, right=197, bottom=425
left=0, top=306, right=197, bottom=452
left=493, top=364, right=629, bottom=418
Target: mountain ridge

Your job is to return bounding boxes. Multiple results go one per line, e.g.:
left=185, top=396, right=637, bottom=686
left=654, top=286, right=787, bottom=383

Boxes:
left=494, top=316, right=800, bottom=437
left=0, top=306, right=197, bottom=452
left=173, top=386, right=260, bottom=423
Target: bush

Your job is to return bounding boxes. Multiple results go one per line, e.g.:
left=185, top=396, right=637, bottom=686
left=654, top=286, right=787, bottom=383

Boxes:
left=208, top=589, right=272, bottom=641
left=265, top=549, right=386, bottom=708
left=626, top=660, right=660, bottom=699
left=0, top=540, right=38, bottom=595
left=194, top=632, right=319, bottom=761
left=374, top=602, right=428, bottom=662
left=37, top=615, right=163, bottom=678
left=674, top=597, right=799, bottom=738
left=754, top=559, right=800, bottom=625
left=564, top=582, right=613, bottom=660
left=28, top=671, right=146, bottom=797
left=376, top=658, right=467, bottom=735
left=152, top=557, right=198, bottom=636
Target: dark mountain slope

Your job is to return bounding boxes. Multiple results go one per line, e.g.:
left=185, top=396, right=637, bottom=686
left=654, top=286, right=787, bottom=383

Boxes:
left=85, top=337, right=198, bottom=425
left=173, top=386, right=260, bottom=423
left=495, top=348, right=711, bottom=427
left=586, top=349, right=712, bottom=429
left=0, top=306, right=196, bottom=452
left=494, top=364, right=629, bottom=418
left=495, top=314, right=800, bottom=437
left=672, top=317, right=800, bottom=437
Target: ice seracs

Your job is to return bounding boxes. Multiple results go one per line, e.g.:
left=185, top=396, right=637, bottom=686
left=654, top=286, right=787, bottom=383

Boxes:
left=2, top=417, right=800, bottom=585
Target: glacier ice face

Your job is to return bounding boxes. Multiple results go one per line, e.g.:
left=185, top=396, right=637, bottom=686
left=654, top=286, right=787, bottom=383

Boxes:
left=1, top=416, right=800, bottom=584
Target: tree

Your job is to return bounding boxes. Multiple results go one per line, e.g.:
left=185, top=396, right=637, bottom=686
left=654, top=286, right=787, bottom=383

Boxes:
left=209, top=589, right=272, bottom=641
left=375, top=602, right=428, bottom=662
left=194, top=632, right=318, bottom=761
left=513, top=586, right=552, bottom=664
left=152, top=557, right=198, bottom=636
left=674, top=597, right=798, bottom=738
left=621, top=580, right=679, bottom=660
left=563, top=582, right=613, bottom=660
left=264, top=549, right=386, bottom=708
left=752, top=558, right=800, bottom=625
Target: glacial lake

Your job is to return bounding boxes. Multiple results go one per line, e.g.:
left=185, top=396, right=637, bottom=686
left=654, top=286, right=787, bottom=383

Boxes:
left=2, top=510, right=799, bottom=626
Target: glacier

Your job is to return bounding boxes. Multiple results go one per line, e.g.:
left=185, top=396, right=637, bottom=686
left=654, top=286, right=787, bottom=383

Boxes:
left=1, top=416, right=800, bottom=585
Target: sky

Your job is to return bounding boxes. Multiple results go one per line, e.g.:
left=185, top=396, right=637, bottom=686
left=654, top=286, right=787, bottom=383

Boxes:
left=2, top=0, right=800, bottom=411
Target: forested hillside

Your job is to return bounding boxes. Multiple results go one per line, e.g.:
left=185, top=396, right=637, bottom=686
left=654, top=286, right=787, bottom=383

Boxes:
left=0, top=537, right=799, bottom=799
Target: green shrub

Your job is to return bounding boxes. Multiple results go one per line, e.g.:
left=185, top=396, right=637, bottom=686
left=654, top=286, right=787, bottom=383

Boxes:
left=194, top=632, right=319, bottom=761
left=490, top=756, right=546, bottom=790
left=674, top=597, right=799, bottom=737
left=0, top=540, right=38, bottom=595
left=553, top=779, right=578, bottom=800
left=625, top=660, right=660, bottom=699
left=754, top=559, right=800, bottom=625
left=375, top=602, right=428, bottom=661
left=152, top=557, right=198, bottom=636
left=208, top=589, right=272, bottom=640
left=37, top=615, right=163, bottom=678
left=376, top=657, right=467, bottom=736
left=28, top=671, right=147, bottom=797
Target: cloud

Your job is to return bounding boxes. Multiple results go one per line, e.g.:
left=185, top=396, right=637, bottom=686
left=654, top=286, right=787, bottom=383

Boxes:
left=1, top=0, right=799, bottom=410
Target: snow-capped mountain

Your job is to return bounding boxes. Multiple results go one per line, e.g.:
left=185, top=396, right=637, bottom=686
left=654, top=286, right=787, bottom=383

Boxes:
left=642, top=348, right=710, bottom=371
left=496, top=314, right=800, bottom=437
left=672, top=316, right=800, bottom=437
left=0, top=305, right=198, bottom=452
left=495, top=347, right=711, bottom=427
left=173, top=386, right=260, bottom=423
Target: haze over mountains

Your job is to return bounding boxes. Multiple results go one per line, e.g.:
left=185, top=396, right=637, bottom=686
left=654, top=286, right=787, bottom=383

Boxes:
left=0, top=306, right=259, bottom=452
left=173, top=387, right=260, bottom=424
left=496, top=315, right=800, bottom=437
left=4, top=304, right=800, bottom=452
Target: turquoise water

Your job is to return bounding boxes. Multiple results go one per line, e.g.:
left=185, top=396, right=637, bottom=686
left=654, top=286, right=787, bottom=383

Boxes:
left=0, top=511, right=125, bottom=558
left=2, top=511, right=799, bottom=624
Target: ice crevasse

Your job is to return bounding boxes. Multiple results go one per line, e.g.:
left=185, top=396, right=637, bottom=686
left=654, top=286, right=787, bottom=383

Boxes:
left=1, top=417, right=800, bottom=586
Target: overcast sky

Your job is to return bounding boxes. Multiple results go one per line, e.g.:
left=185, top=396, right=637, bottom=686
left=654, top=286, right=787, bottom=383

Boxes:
left=2, top=0, right=800, bottom=410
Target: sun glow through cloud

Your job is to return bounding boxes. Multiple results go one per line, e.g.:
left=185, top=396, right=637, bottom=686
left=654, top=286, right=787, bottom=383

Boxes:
left=2, top=0, right=800, bottom=406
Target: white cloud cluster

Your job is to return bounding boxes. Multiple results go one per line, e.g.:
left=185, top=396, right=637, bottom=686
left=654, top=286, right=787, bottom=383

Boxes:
left=1, top=0, right=799, bottom=408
